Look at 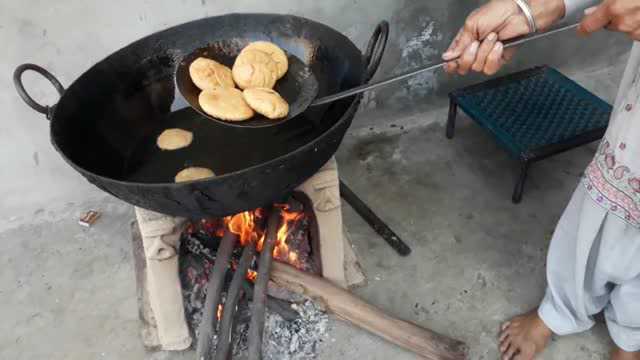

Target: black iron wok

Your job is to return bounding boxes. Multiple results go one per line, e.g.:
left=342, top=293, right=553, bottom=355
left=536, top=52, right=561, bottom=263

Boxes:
left=14, top=14, right=388, bottom=218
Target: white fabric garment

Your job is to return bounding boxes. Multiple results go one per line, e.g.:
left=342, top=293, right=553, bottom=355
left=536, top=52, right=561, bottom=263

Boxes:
left=535, top=0, right=640, bottom=351
left=538, top=186, right=640, bottom=351
left=582, top=45, right=640, bottom=227
left=565, top=0, right=640, bottom=229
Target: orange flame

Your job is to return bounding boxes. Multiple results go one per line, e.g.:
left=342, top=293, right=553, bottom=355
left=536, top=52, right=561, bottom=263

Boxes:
left=225, top=210, right=262, bottom=246
left=217, top=206, right=305, bottom=269
left=274, top=207, right=304, bottom=267
left=256, top=233, right=266, bottom=253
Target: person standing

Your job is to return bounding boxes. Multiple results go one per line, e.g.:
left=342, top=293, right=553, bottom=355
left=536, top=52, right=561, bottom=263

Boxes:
left=443, top=1, right=640, bottom=359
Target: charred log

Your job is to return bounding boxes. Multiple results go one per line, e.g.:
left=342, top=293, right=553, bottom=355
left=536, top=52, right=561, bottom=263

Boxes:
left=214, top=242, right=256, bottom=360
left=242, top=281, right=299, bottom=322
left=196, top=231, right=238, bottom=360
left=247, top=209, right=281, bottom=360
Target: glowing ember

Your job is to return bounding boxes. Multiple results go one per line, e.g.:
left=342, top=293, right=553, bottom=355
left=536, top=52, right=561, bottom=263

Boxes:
left=246, top=269, right=258, bottom=282
left=216, top=304, right=223, bottom=321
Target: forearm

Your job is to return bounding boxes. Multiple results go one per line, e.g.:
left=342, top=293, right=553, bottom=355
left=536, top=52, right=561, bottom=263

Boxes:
left=528, top=0, right=568, bottom=30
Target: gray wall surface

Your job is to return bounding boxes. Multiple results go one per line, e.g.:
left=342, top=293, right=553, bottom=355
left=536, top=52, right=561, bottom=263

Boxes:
left=1, top=0, right=632, bottom=222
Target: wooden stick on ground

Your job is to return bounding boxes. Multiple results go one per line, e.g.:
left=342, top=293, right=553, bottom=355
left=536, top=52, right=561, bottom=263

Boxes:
left=270, top=262, right=469, bottom=360
left=247, top=209, right=282, bottom=360
left=214, top=241, right=256, bottom=360
left=196, top=231, right=238, bottom=360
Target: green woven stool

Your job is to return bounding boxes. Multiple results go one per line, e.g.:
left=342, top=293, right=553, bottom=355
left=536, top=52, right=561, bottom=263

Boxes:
left=447, top=66, right=612, bottom=203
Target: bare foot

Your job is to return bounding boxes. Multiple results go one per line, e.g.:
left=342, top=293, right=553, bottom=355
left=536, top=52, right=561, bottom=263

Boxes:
left=499, top=310, right=553, bottom=360
left=612, top=346, right=640, bottom=360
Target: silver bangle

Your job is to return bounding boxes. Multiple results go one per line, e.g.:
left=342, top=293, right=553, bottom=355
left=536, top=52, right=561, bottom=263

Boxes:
left=513, top=0, right=538, bottom=34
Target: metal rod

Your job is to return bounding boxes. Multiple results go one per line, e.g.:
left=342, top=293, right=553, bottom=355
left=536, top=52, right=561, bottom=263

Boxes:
left=340, top=180, right=412, bottom=257
left=197, top=231, right=238, bottom=360
left=311, top=23, right=580, bottom=106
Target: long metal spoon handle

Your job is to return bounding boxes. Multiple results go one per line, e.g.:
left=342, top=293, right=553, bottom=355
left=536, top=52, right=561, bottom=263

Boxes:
left=311, top=23, right=579, bottom=106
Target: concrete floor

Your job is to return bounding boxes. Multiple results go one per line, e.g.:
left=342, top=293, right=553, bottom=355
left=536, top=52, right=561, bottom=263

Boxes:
left=334, top=118, right=609, bottom=360
left=0, top=65, right=625, bottom=359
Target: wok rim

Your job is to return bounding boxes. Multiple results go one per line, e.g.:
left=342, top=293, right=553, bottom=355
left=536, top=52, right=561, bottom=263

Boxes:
left=49, top=13, right=365, bottom=189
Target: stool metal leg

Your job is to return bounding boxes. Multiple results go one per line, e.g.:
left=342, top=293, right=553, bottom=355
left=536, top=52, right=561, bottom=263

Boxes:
left=446, top=98, right=458, bottom=139
left=512, top=161, right=530, bottom=204
left=340, top=179, right=412, bottom=257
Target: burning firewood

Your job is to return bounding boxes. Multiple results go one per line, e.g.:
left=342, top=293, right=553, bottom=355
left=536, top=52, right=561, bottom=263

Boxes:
left=215, top=241, right=256, bottom=360
left=242, top=281, right=300, bottom=322
left=185, top=202, right=318, bottom=360
left=186, top=194, right=424, bottom=360
left=196, top=230, right=238, bottom=360
left=247, top=209, right=282, bottom=360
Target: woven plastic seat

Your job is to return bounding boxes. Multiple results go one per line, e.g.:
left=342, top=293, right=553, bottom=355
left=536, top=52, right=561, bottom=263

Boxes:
left=447, top=66, right=612, bottom=203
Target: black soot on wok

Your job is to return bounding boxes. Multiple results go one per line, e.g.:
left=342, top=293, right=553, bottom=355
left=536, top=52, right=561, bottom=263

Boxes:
left=14, top=14, right=388, bottom=217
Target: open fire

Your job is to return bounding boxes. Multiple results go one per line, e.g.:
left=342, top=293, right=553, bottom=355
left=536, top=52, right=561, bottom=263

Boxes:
left=224, top=205, right=305, bottom=268
left=184, top=196, right=318, bottom=276
left=179, top=194, right=324, bottom=359
left=132, top=158, right=460, bottom=360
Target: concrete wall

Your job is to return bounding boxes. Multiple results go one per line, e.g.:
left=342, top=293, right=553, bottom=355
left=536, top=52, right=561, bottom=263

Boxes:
left=1, top=0, right=631, bottom=223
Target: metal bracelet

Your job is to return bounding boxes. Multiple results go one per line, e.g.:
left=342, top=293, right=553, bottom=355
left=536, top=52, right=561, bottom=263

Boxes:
left=513, top=0, right=537, bottom=34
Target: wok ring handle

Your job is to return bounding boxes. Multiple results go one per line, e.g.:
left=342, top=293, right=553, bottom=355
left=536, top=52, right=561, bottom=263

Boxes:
left=363, top=21, right=389, bottom=83
left=14, top=63, right=65, bottom=120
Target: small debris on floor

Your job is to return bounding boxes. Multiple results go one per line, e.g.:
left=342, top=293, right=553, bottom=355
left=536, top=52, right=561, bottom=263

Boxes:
left=78, top=210, right=101, bottom=227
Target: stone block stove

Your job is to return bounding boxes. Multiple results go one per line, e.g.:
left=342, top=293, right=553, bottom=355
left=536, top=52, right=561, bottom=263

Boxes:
left=129, top=158, right=465, bottom=360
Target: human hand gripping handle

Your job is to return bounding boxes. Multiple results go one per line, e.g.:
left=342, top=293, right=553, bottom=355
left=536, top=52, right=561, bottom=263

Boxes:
left=579, top=0, right=640, bottom=41
left=443, top=0, right=567, bottom=75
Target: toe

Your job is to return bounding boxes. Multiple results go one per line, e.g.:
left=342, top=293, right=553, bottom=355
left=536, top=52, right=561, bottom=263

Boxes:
left=500, top=340, right=511, bottom=354
left=504, top=345, right=518, bottom=360
left=500, top=337, right=511, bottom=352
left=513, top=347, right=534, bottom=360
left=499, top=329, right=510, bottom=343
